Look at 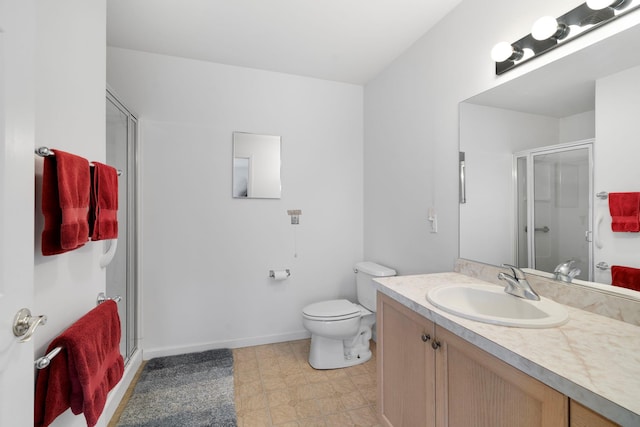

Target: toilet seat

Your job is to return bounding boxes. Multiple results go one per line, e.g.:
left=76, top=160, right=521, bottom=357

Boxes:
left=302, top=299, right=362, bottom=321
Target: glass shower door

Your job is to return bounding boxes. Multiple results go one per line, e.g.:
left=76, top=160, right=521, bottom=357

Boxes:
left=516, top=143, right=592, bottom=280
left=106, top=90, right=138, bottom=363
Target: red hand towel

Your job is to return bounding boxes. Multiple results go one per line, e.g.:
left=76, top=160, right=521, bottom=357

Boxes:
left=608, top=192, right=640, bottom=232
left=89, top=162, right=119, bottom=241
left=34, top=301, right=124, bottom=427
left=611, top=265, right=640, bottom=292
left=41, top=149, right=91, bottom=255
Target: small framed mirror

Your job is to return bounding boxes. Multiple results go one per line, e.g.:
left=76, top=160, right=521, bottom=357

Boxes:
left=232, top=132, right=282, bottom=199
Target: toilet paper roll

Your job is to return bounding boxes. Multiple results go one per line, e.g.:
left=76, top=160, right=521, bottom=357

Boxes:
left=270, top=269, right=290, bottom=280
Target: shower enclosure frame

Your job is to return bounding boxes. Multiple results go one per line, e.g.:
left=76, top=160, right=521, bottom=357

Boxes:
left=106, top=86, right=139, bottom=365
left=513, top=139, right=594, bottom=281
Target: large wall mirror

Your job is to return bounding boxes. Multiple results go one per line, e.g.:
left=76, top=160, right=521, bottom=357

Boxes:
left=232, top=132, right=282, bottom=199
left=459, top=20, right=640, bottom=299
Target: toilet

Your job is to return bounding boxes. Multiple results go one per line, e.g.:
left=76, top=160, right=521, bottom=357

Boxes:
left=302, top=261, right=396, bottom=369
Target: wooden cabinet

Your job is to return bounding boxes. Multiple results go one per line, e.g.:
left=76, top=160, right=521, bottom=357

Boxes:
left=570, top=401, right=619, bottom=427
left=435, top=326, right=566, bottom=427
left=377, top=293, right=568, bottom=427
left=377, top=291, right=436, bottom=426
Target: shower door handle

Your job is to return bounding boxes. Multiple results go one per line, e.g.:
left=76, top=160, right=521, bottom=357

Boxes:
left=525, top=226, right=550, bottom=233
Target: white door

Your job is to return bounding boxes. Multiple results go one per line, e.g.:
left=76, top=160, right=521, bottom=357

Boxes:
left=0, top=1, right=37, bottom=425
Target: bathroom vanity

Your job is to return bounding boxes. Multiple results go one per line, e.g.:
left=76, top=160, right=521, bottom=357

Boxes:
left=374, top=273, right=640, bottom=427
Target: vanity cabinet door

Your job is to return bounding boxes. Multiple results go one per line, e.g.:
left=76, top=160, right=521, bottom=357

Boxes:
left=434, top=326, right=568, bottom=427
left=569, top=400, right=619, bottom=427
left=377, top=293, right=436, bottom=427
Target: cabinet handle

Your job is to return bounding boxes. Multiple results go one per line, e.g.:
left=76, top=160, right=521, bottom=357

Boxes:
left=431, top=340, right=441, bottom=350
left=421, top=333, right=431, bottom=342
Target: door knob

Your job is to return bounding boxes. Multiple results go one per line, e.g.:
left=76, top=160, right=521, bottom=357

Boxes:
left=13, top=308, right=47, bottom=343
left=431, top=340, right=441, bottom=350
left=421, top=333, right=431, bottom=342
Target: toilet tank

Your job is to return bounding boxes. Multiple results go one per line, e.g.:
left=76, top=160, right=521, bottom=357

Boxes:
left=355, top=261, right=396, bottom=312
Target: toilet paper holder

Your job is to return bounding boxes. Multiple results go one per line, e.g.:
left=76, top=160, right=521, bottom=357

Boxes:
left=269, top=269, right=291, bottom=279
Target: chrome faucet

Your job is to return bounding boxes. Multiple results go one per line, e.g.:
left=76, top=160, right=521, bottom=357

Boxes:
left=498, top=264, right=540, bottom=301
left=554, top=260, right=581, bottom=283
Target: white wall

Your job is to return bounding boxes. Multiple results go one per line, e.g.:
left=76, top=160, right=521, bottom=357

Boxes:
left=459, top=104, right=595, bottom=269
left=363, top=0, right=640, bottom=275
left=594, top=65, right=640, bottom=284
left=107, top=48, right=364, bottom=357
left=30, top=1, right=131, bottom=426
left=459, top=103, right=559, bottom=266
left=560, top=110, right=596, bottom=143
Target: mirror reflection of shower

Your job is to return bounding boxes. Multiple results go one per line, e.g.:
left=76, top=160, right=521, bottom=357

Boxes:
left=515, top=140, right=593, bottom=281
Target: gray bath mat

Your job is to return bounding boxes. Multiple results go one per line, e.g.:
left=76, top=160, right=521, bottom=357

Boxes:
left=117, top=348, right=237, bottom=427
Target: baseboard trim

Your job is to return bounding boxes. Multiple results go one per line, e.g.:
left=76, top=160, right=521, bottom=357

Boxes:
left=143, top=330, right=312, bottom=360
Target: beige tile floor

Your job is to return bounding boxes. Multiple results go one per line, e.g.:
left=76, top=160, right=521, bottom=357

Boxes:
left=233, top=339, right=381, bottom=427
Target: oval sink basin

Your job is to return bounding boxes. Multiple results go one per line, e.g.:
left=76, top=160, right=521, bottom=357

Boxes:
left=427, top=283, right=569, bottom=328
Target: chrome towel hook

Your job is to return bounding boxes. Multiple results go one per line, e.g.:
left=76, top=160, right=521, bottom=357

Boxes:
left=13, top=308, right=47, bottom=343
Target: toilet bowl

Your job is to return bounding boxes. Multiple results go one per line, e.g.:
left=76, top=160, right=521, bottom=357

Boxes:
left=302, top=261, right=396, bottom=369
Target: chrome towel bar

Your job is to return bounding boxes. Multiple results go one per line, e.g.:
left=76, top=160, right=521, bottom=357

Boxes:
left=35, top=347, right=62, bottom=369
left=35, top=146, right=122, bottom=176
left=34, top=293, right=121, bottom=369
left=97, top=292, right=122, bottom=305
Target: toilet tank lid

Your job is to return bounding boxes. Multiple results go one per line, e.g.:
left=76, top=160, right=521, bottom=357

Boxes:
left=355, top=261, right=396, bottom=277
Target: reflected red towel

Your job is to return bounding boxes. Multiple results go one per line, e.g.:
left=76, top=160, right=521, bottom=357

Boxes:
left=611, top=265, right=640, bottom=292
left=41, top=150, right=91, bottom=255
left=34, top=301, right=124, bottom=427
left=89, top=162, right=118, bottom=240
left=608, top=192, right=640, bottom=232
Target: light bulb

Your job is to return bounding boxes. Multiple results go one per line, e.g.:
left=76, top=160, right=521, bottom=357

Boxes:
left=586, top=0, right=626, bottom=10
left=532, top=16, right=557, bottom=40
left=532, top=16, right=569, bottom=41
left=491, top=42, right=524, bottom=62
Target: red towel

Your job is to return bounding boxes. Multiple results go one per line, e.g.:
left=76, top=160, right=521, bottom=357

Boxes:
left=89, top=162, right=119, bottom=241
left=611, top=265, right=640, bottom=292
left=41, top=150, right=91, bottom=255
left=34, top=301, right=124, bottom=427
left=608, top=192, right=640, bottom=232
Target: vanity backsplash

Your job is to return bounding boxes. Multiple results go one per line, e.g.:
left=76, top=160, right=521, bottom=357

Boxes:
left=455, top=259, right=640, bottom=327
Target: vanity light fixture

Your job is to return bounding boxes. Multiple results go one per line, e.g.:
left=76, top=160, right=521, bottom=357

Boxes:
left=586, top=0, right=628, bottom=10
left=491, top=42, right=524, bottom=62
left=531, top=16, right=569, bottom=41
left=492, top=0, right=640, bottom=74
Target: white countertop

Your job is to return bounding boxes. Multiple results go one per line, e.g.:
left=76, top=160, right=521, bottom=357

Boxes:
left=373, top=272, right=640, bottom=427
